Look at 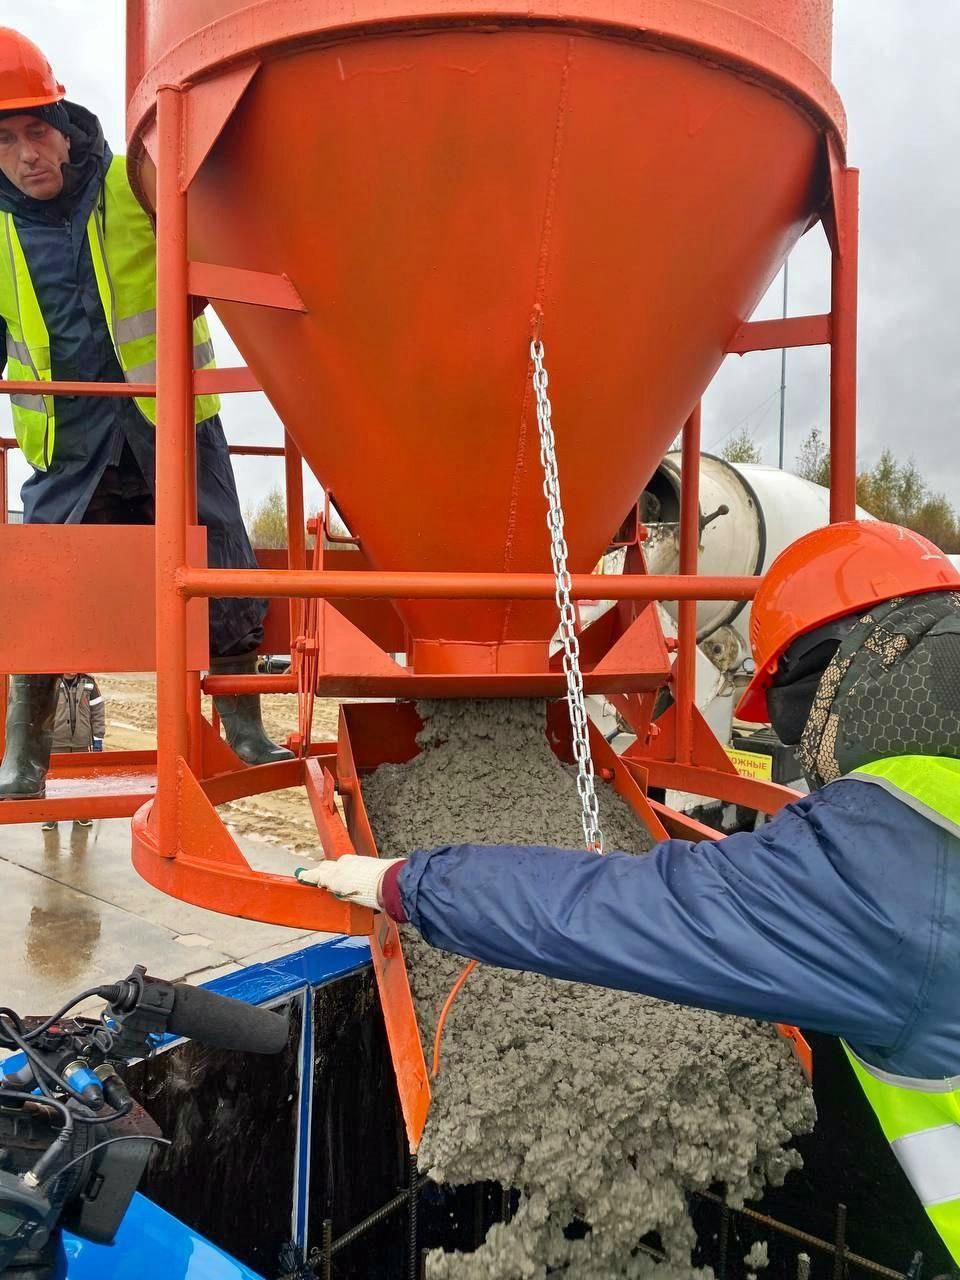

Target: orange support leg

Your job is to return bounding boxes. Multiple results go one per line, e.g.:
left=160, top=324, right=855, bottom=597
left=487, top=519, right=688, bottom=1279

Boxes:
left=185, top=332, right=204, bottom=778
left=284, top=430, right=306, bottom=650
left=0, top=439, right=7, bottom=756
left=829, top=166, right=859, bottom=523
left=675, top=404, right=701, bottom=764
left=154, top=85, right=192, bottom=856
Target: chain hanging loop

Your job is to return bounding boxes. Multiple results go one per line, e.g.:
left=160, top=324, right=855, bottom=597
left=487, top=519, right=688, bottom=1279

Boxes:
left=530, top=338, right=604, bottom=854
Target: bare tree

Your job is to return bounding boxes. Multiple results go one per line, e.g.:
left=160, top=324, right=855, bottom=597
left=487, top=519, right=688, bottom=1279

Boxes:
left=794, top=427, right=830, bottom=486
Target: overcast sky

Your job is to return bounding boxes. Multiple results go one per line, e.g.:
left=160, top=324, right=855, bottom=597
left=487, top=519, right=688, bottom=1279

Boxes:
left=2, top=2, right=958, bottom=514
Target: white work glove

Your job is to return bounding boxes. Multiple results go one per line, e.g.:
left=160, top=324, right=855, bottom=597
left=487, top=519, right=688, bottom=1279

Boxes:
left=294, top=854, right=405, bottom=910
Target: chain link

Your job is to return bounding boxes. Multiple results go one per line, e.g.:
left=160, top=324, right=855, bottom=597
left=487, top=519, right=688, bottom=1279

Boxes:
left=530, top=338, right=604, bottom=854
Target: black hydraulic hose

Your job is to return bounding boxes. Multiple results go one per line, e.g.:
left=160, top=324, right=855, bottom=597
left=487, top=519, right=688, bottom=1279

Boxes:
left=0, top=1087, right=74, bottom=1185
left=0, top=1018, right=89, bottom=1110
left=0, top=1018, right=130, bottom=1125
left=39, top=1135, right=171, bottom=1189
left=23, top=987, right=111, bottom=1043
left=29, top=1118, right=73, bottom=1187
left=0, top=1019, right=59, bottom=1102
left=0, top=1007, right=26, bottom=1051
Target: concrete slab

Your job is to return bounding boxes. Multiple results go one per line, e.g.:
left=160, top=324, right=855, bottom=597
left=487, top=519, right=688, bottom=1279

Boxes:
left=0, top=856, right=232, bottom=1011
left=0, top=817, right=326, bottom=1015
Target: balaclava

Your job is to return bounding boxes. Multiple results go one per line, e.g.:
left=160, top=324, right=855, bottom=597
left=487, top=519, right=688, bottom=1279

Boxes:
left=794, top=591, right=960, bottom=789
left=766, top=616, right=858, bottom=747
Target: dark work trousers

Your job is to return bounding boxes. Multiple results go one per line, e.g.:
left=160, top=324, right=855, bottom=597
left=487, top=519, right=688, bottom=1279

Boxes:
left=82, top=441, right=266, bottom=659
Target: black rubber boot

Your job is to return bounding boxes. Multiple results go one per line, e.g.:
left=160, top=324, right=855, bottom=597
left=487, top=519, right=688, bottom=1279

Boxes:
left=210, top=654, right=295, bottom=766
left=0, top=675, right=59, bottom=800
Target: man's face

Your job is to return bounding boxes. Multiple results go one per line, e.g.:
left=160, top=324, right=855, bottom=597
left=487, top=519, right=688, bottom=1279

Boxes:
left=0, top=114, right=70, bottom=200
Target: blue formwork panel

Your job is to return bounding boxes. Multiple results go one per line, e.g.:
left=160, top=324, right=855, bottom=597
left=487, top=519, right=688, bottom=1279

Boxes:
left=62, top=935, right=374, bottom=1279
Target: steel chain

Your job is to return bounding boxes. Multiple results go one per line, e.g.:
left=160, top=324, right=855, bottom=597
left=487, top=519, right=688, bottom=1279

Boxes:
left=530, top=338, right=604, bottom=853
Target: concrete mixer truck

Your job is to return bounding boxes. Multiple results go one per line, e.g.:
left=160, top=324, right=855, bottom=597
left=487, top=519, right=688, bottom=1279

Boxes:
left=586, top=454, right=871, bottom=821
left=630, top=454, right=873, bottom=814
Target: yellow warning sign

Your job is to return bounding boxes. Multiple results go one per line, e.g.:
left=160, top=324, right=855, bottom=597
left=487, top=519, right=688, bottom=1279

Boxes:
left=726, top=747, right=773, bottom=782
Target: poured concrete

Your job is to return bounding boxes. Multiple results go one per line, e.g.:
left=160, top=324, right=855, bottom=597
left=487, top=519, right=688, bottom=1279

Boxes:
left=744, top=1241, right=769, bottom=1270
left=362, top=700, right=815, bottom=1279
left=0, top=815, right=318, bottom=1011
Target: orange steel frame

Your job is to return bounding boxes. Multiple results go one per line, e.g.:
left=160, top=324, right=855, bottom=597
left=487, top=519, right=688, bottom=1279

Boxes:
left=0, top=130, right=859, bottom=833
left=0, top=97, right=857, bottom=1145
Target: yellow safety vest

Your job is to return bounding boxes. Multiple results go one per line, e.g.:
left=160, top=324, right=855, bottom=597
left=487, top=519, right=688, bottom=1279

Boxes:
left=0, top=155, right=219, bottom=470
left=845, top=755, right=960, bottom=1262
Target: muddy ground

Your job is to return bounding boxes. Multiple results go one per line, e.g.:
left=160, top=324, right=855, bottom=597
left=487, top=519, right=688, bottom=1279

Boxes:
left=99, top=673, right=337, bottom=854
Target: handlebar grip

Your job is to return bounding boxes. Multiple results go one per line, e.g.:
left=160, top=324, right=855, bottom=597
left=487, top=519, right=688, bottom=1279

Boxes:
left=168, top=984, right=290, bottom=1055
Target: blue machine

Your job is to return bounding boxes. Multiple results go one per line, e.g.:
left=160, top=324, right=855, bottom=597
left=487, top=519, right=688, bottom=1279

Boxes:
left=64, top=1197, right=264, bottom=1279
left=59, top=935, right=374, bottom=1280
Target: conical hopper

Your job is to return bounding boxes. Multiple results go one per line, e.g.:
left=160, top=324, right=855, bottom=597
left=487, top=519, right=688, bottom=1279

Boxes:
left=128, top=2, right=844, bottom=672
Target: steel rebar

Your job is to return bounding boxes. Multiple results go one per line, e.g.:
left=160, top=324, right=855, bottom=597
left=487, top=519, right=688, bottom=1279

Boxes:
left=833, top=1203, right=848, bottom=1280
left=320, top=1219, right=332, bottom=1280
left=694, top=1192, right=905, bottom=1280
left=327, top=1176, right=429, bottom=1257
left=717, top=1202, right=730, bottom=1280
left=408, top=1151, right=420, bottom=1280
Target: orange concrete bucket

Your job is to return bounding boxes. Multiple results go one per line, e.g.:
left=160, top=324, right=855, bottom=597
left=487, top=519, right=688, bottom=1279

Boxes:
left=126, top=0, right=844, bottom=675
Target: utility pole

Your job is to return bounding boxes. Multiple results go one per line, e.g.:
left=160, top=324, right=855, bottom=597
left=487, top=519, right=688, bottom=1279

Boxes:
left=778, top=259, right=788, bottom=469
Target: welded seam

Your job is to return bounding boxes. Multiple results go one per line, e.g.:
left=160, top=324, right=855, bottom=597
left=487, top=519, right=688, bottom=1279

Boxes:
left=500, top=35, right=575, bottom=644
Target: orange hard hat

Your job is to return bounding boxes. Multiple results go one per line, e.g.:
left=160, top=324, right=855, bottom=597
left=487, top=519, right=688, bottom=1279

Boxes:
left=0, top=28, right=65, bottom=112
left=736, top=520, right=960, bottom=723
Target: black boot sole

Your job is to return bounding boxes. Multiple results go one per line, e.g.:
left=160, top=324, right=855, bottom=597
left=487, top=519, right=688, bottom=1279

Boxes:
left=232, top=748, right=297, bottom=766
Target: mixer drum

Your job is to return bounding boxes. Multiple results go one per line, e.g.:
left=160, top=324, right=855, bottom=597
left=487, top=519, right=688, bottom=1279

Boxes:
left=128, top=3, right=843, bottom=665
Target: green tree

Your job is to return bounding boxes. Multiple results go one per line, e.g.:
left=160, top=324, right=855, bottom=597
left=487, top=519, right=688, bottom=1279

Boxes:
left=855, top=452, right=960, bottom=552
left=913, top=494, right=960, bottom=553
left=246, top=486, right=287, bottom=549
left=720, top=429, right=762, bottom=465
left=794, top=438, right=960, bottom=553
left=858, top=451, right=925, bottom=525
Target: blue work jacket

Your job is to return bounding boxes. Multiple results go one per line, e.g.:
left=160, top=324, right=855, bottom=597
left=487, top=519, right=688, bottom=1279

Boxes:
left=397, top=778, right=960, bottom=1081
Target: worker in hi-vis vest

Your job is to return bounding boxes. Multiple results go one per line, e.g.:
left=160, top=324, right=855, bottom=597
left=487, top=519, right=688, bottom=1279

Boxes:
left=302, top=520, right=960, bottom=1263
left=0, top=28, right=293, bottom=798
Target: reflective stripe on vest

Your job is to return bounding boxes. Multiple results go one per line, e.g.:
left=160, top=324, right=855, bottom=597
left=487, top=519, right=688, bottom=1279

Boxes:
left=843, top=1042, right=960, bottom=1259
left=893, top=1125, right=960, bottom=1206
left=840, top=755, right=960, bottom=1261
left=0, top=155, right=220, bottom=469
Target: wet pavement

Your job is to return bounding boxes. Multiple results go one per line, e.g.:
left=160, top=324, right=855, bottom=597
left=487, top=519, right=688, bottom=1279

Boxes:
left=0, top=815, right=323, bottom=1012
